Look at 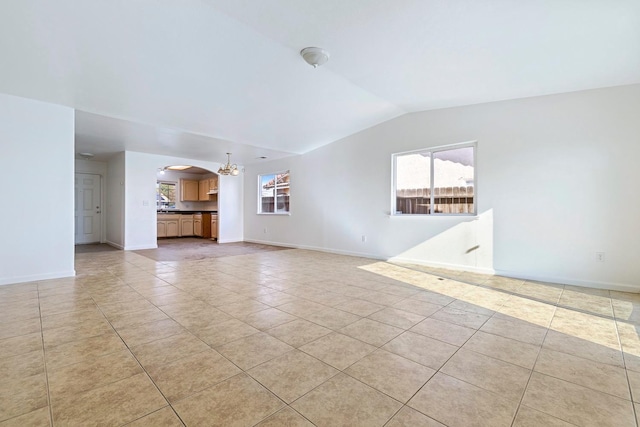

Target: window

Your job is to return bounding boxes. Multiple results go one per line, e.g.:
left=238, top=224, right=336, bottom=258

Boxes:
left=393, top=143, right=475, bottom=215
left=156, top=181, right=176, bottom=210
left=258, top=171, right=290, bottom=214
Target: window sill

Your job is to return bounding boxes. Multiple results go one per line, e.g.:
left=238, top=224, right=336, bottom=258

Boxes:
left=389, top=213, right=478, bottom=218
left=257, top=212, right=291, bottom=216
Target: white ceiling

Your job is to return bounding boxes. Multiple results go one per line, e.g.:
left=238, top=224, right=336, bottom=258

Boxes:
left=1, top=0, right=639, bottom=164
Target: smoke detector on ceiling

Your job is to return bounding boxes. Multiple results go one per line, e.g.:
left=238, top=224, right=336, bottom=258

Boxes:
left=300, top=47, right=330, bottom=68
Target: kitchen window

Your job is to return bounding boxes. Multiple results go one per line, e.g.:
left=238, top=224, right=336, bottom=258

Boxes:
left=393, top=142, right=476, bottom=215
left=156, top=181, right=176, bottom=210
left=258, top=171, right=290, bottom=214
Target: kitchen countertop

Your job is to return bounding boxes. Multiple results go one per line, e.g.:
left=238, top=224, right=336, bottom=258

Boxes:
left=157, top=210, right=217, bottom=214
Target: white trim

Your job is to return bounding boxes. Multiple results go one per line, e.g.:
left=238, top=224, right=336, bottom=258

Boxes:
left=257, top=170, right=290, bottom=215
left=392, top=140, right=477, bottom=216
left=389, top=214, right=480, bottom=219
left=387, top=255, right=495, bottom=275
left=75, top=172, right=104, bottom=244
left=123, top=244, right=158, bottom=250
left=218, top=237, right=244, bottom=243
left=243, top=238, right=384, bottom=260
left=393, top=140, right=477, bottom=157
left=0, top=270, right=76, bottom=286
left=106, top=241, right=124, bottom=250
left=492, top=269, right=640, bottom=293
left=243, top=239, right=639, bottom=293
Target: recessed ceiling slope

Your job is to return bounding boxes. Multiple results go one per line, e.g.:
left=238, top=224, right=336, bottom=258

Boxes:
left=0, top=0, right=403, bottom=155
left=206, top=0, right=640, bottom=110
left=74, top=110, right=295, bottom=164
left=1, top=0, right=639, bottom=159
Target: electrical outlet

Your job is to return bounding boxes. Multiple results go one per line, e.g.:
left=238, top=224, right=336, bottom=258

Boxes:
left=361, top=235, right=367, bottom=243
left=595, top=252, right=605, bottom=262
left=263, top=228, right=267, bottom=234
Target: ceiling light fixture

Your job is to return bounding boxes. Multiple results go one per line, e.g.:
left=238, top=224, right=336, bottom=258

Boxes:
left=167, top=165, right=192, bottom=171
left=78, top=152, right=94, bottom=160
left=218, top=153, right=239, bottom=176
left=158, top=167, right=166, bottom=175
left=300, top=47, right=330, bottom=68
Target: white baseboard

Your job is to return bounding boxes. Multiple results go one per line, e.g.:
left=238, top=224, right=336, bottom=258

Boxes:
left=243, top=239, right=639, bottom=293
left=387, top=255, right=496, bottom=275
left=245, top=239, right=386, bottom=260
left=106, top=241, right=124, bottom=250
left=0, top=270, right=76, bottom=286
left=492, top=269, right=640, bottom=293
left=124, top=244, right=158, bottom=250
left=218, top=237, right=244, bottom=244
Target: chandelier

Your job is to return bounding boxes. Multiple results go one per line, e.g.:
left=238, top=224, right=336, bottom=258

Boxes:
left=218, top=153, right=239, bottom=176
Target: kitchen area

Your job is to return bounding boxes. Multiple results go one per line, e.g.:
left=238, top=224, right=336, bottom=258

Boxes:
left=156, top=166, right=219, bottom=241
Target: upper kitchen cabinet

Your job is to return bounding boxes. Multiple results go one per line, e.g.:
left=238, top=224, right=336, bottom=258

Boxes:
left=198, top=176, right=219, bottom=201
left=180, top=179, right=199, bottom=201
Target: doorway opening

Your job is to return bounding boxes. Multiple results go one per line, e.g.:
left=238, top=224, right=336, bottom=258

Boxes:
left=156, top=165, right=219, bottom=242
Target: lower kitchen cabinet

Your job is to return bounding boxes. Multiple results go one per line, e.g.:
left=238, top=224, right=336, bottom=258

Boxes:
left=194, top=217, right=202, bottom=236
left=166, top=219, right=179, bottom=237
left=159, top=213, right=214, bottom=239
left=180, top=215, right=194, bottom=236
left=157, top=214, right=180, bottom=238
left=157, top=221, right=167, bottom=238
left=211, top=215, right=218, bottom=240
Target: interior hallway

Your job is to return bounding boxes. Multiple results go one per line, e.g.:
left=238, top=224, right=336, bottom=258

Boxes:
left=1, top=244, right=640, bottom=426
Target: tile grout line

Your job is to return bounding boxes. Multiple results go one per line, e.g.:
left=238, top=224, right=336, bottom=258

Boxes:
left=8, top=247, right=637, bottom=426
left=394, top=261, right=622, bottom=323
left=508, top=302, right=564, bottom=427
left=613, top=296, right=640, bottom=427
left=88, top=286, right=188, bottom=426
left=378, top=298, right=499, bottom=427
left=36, top=281, right=57, bottom=427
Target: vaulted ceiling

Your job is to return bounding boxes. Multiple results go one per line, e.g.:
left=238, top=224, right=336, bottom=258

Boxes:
left=1, top=0, right=639, bottom=163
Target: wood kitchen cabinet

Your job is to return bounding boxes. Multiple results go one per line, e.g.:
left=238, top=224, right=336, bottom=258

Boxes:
left=166, top=219, right=179, bottom=237
left=194, top=213, right=211, bottom=238
left=211, top=214, right=218, bottom=240
left=157, top=221, right=167, bottom=238
left=198, top=176, right=219, bottom=201
left=181, top=179, right=199, bottom=201
left=180, top=214, right=194, bottom=236
left=159, top=213, right=212, bottom=239
left=198, top=180, right=209, bottom=201
left=158, top=214, right=180, bottom=238
left=194, top=216, right=202, bottom=236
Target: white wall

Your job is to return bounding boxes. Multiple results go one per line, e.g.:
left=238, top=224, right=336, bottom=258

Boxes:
left=106, top=153, right=125, bottom=248
left=244, top=84, right=640, bottom=291
left=123, top=151, right=243, bottom=250
left=218, top=172, right=244, bottom=243
left=0, top=93, right=75, bottom=285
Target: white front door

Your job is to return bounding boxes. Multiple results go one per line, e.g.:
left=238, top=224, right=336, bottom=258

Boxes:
left=75, top=173, right=102, bottom=244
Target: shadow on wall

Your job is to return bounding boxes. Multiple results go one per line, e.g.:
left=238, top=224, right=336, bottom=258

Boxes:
left=386, top=209, right=494, bottom=274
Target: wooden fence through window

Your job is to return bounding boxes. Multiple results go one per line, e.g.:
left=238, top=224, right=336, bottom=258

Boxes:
left=396, top=186, right=474, bottom=214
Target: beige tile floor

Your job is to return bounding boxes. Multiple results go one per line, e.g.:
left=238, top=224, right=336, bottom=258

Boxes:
left=1, top=247, right=640, bottom=426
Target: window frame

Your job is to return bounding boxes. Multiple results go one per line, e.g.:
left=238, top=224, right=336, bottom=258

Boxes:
left=391, top=141, right=477, bottom=217
left=257, top=170, right=291, bottom=215
left=156, top=180, right=177, bottom=210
